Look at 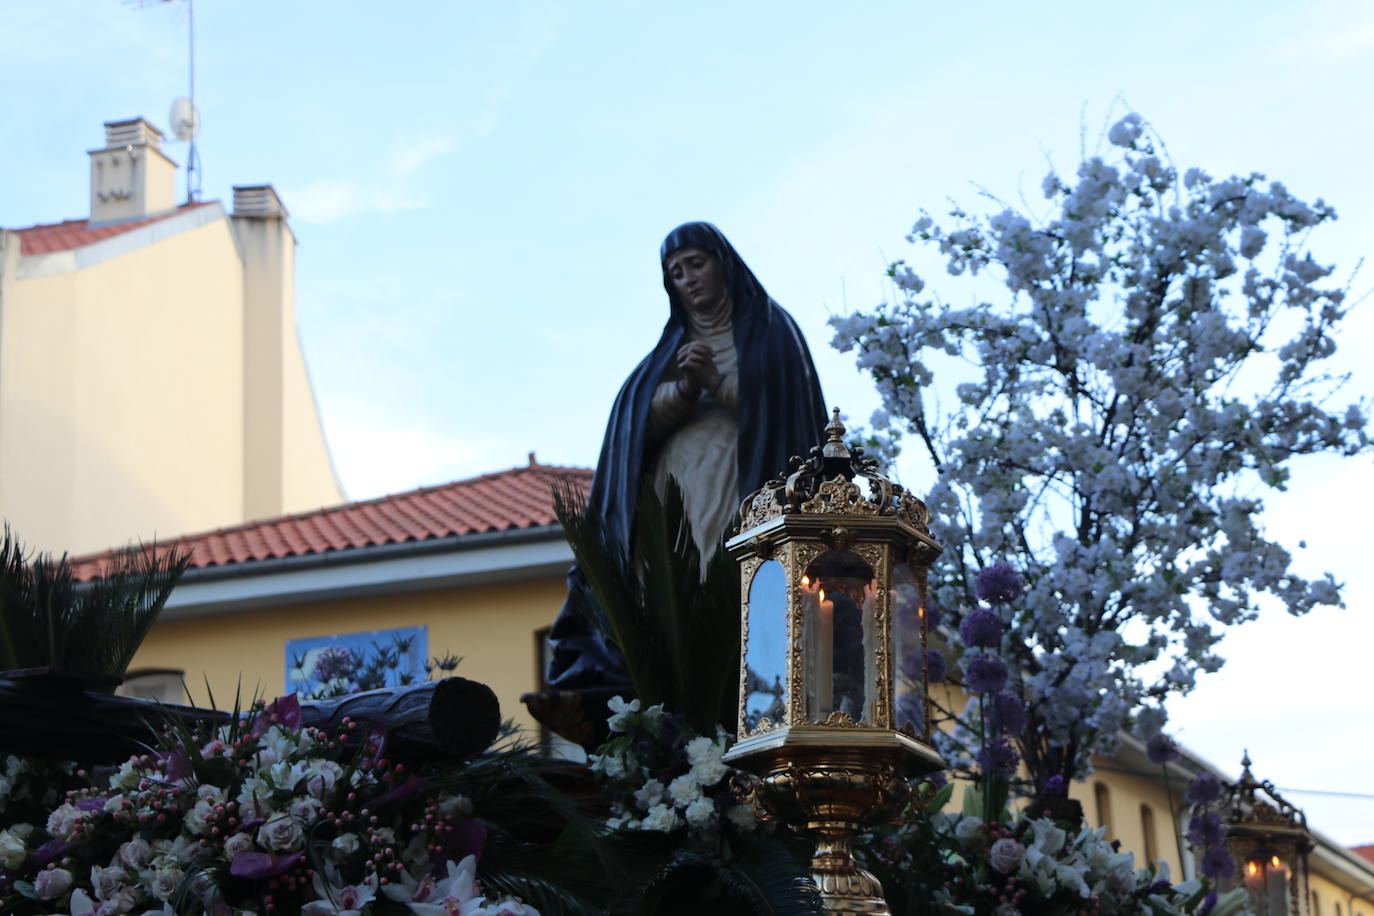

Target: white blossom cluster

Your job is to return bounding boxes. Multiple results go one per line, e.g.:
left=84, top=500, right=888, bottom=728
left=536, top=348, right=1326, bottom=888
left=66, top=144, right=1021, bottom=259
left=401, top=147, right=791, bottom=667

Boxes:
left=831, top=112, right=1369, bottom=781
left=589, top=697, right=755, bottom=835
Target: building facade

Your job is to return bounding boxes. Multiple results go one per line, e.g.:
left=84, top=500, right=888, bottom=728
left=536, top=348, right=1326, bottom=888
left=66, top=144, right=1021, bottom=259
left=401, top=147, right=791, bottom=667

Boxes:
left=0, top=118, right=341, bottom=556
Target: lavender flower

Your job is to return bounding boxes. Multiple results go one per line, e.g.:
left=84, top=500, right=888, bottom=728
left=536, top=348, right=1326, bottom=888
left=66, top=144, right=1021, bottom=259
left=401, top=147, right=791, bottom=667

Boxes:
left=991, top=692, right=1027, bottom=735
left=1146, top=733, right=1180, bottom=765
left=975, top=562, right=1022, bottom=604
left=1186, top=771, right=1224, bottom=806
left=927, top=649, right=947, bottom=683
left=1187, top=811, right=1224, bottom=846
left=963, top=653, right=1008, bottom=693
left=976, top=737, right=1019, bottom=777
left=958, top=608, right=1004, bottom=648
left=1042, top=774, right=1066, bottom=797
left=1200, top=845, right=1236, bottom=880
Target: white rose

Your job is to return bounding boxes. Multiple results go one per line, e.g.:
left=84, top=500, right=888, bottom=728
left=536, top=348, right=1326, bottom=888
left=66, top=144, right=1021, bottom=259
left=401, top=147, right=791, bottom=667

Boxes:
left=632, top=780, right=665, bottom=812
left=290, top=796, right=323, bottom=826
left=150, top=866, right=183, bottom=901
left=185, top=799, right=216, bottom=836
left=690, top=759, right=729, bottom=787
left=34, top=866, right=73, bottom=901
left=0, top=829, right=27, bottom=869
left=256, top=814, right=304, bottom=852
left=954, top=815, right=984, bottom=849
left=91, top=863, right=126, bottom=900
left=989, top=837, right=1026, bottom=873
left=119, top=838, right=153, bottom=869
left=684, top=736, right=721, bottom=766
left=222, top=833, right=255, bottom=861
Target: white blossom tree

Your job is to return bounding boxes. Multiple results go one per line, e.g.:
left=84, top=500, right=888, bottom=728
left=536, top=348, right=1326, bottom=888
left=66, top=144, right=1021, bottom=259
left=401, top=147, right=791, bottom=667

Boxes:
left=831, top=113, right=1369, bottom=788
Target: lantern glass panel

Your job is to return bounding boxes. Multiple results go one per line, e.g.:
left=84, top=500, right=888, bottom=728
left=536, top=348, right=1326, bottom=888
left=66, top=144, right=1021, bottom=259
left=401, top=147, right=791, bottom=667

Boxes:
left=744, top=559, right=789, bottom=732
left=891, top=561, right=928, bottom=740
left=800, top=549, right=876, bottom=723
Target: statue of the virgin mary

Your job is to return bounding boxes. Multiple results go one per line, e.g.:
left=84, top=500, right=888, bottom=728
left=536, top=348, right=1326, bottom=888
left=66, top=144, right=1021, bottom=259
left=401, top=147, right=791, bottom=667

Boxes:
left=546, top=222, right=828, bottom=692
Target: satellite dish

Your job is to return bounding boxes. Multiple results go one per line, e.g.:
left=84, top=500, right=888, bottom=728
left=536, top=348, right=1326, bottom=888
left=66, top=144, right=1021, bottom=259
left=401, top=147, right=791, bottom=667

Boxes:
left=169, top=97, right=200, bottom=142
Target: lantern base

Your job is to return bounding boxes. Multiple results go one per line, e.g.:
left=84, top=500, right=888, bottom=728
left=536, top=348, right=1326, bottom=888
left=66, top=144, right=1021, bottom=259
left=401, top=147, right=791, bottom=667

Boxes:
left=730, top=742, right=942, bottom=915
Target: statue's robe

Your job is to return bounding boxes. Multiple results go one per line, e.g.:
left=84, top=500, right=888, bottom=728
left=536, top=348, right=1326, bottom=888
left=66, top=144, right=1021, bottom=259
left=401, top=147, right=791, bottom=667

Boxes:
left=547, top=221, right=828, bottom=691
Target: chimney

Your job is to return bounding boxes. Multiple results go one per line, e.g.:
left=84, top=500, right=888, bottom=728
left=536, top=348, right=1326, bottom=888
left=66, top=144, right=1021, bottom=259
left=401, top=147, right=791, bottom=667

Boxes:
left=88, top=118, right=178, bottom=224
left=232, top=185, right=289, bottom=219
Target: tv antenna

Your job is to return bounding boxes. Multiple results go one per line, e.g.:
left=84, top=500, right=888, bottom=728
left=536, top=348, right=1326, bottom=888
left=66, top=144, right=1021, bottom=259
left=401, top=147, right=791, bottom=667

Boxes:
left=128, top=0, right=201, bottom=203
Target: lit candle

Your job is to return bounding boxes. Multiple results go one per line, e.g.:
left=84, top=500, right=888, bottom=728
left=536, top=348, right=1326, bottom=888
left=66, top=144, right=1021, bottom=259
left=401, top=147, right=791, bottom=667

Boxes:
left=816, top=586, right=833, bottom=719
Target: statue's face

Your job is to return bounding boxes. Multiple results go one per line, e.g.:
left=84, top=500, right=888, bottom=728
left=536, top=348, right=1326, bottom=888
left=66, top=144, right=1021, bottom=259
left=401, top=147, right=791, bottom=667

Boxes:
left=665, top=246, right=725, bottom=311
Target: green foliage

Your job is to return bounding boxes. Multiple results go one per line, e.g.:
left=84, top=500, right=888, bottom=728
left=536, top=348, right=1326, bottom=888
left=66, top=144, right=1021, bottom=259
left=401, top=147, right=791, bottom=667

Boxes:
left=634, top=835, right=821, bottom=916
left=0, top=527, right=190, bottom=677
left=552, top=476, right=740, bottom=736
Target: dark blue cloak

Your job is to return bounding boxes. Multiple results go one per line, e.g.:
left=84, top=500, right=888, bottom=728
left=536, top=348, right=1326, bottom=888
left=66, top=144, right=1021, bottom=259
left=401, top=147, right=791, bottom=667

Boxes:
left=547, top=222, right=828, bottom=690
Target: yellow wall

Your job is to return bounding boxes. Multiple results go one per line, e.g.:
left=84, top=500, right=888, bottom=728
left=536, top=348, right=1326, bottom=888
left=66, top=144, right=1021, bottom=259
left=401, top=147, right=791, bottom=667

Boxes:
left=1072, top=760, right=1187, bottom=879
left=1, top=217, right=246, bottom=555
left=127, top=575, right=567, bottom=739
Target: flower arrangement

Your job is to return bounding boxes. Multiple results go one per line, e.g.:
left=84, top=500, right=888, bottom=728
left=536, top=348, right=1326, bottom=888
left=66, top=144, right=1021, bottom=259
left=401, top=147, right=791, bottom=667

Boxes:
left=589, top=697, right=755, bottom=837
left=864, top=780, right=1251, bottom=916
left=0, top=695, right=540, bottom=915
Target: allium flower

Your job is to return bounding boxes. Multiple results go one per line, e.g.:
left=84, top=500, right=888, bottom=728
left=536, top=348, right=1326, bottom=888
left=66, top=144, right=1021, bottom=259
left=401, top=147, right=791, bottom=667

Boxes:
left=975, top=562, right=1022, bottom=604
left=1146, top=733, right=1180, bottom=765
left=1186, top=771, right=1224, bottom=806
left=959, top=608, right=1004, bottom=648
left=927, top=649, right=947, bottom=683
left=312, top=647, right=356, bottom=683
left=1187, top=811, right=1224, bottom=846
left=963, top=653, right=1009, bottom=693
left=1042, top=774, right=1066, bottom=797
left=976, top=737, right=1020, bottom=777
left=1201, top=845, right=1236, bottom=880
left=895, top=693, right=924, bottom=730
left=1200, top=892, right=1219, bottom=916
left=991, top=692, right=1027, bottom=735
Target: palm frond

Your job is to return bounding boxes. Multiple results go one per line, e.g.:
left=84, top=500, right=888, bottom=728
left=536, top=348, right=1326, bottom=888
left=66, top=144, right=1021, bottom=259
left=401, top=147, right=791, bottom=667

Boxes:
left=0, top=527, right=189, bottom=676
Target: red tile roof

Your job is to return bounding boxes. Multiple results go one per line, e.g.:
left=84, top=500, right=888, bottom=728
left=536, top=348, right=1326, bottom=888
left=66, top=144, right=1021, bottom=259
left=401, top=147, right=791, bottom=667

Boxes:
left=1354, top=845, right=1374, bottom=865
left=70, top=462, right=592, bottom=582
left=12, top=202, right=214, bottom=256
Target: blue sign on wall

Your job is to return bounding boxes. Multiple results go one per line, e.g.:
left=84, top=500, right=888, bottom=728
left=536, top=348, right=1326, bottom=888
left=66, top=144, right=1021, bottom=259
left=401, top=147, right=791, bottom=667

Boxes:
left=285, top=625, right=428, bottom=700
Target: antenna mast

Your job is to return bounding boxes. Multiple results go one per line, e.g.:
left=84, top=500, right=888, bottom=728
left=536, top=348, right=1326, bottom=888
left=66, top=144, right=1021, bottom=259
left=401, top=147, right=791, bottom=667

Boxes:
left=128, top=0, right=202, bottom=203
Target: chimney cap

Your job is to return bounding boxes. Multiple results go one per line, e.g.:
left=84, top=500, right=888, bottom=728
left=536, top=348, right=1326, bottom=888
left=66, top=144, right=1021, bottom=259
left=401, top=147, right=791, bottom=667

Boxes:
left=232, top=185, right=289, bottom=219
left=103, top=118, right=164, bottom=150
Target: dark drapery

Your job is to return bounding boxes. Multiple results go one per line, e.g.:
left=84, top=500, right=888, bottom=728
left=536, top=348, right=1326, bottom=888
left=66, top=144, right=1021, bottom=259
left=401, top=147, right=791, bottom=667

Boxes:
left=547, top=222, right=828, bottom=690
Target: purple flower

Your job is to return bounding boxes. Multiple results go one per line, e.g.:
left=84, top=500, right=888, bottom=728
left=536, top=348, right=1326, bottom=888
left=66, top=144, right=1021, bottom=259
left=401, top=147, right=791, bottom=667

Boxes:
left=230, top=850, right=303, bottom=879
left=1186, top=771, right=1224, bottom=806
left=1146, top=733, right=1180, bottom=765
left=1200, top=892, right=1219, bottom=916
left=975, top=562, right=1022, bottom=604
left=1042, top=774, right=1066, bottom=797
left=895, top=693, right=925, bottom=731
left=1201, top=846, right=1236, bottom=880
left=900, top=650, right=923, bottom=680
left=313, top=647, right=357, bottom=683
left=925, top=596, right=943, bottom=631
left=963, top=653, right=1008, bottom=693
left=958, top=608, right=1004, bottom=648
left=976, top=737, right=1020, bottom=777
left=927, top=649, right=947, bottom=683
left=991, top=692, right=1027, bottom=735
left=1187, top=811, right=1224, bottom=846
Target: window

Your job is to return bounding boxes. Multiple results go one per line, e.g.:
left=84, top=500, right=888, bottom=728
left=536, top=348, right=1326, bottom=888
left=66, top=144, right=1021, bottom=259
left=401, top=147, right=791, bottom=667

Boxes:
left=1336, top=903, right=1343, bottom=916
left=1140, top=804, right=1158, bottom=862
left=1094, top=782, right=1113, bottom=835
left=1312, top=891, right=1320, bottom=916
left=117, top=668, right=186, bottom=704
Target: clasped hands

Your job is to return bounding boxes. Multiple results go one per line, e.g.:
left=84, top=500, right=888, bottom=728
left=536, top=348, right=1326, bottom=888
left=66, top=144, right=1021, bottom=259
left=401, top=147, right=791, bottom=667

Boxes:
left=675, top=342, right=722, bottom=399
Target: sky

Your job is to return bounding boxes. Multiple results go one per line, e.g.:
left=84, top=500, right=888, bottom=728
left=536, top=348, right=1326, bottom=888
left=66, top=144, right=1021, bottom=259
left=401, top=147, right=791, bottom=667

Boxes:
left=2, top=0, right=1372, bottom=844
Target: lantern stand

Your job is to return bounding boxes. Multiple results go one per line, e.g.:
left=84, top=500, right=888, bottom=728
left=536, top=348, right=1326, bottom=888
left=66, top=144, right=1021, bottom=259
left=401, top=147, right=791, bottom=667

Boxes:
left=723, top=409, right=945, bottom=915
left=1219, top=753, right=1313, bottom=916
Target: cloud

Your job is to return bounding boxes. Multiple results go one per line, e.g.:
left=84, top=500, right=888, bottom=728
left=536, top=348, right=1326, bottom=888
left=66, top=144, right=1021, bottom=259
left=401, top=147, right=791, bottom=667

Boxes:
left=285, top=133, right=460, bottom=224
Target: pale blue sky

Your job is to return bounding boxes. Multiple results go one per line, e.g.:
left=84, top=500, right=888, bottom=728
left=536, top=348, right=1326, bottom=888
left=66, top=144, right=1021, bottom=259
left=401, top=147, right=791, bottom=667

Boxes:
left=3, top=0, right=1372, bottom=843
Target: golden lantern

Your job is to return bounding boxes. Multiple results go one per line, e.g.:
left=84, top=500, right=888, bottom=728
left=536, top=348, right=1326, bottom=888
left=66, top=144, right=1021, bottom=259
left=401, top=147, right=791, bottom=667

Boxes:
left=723, top=409, right=944, bottom=915
left=1220, top=754, right=1312, bottom=916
